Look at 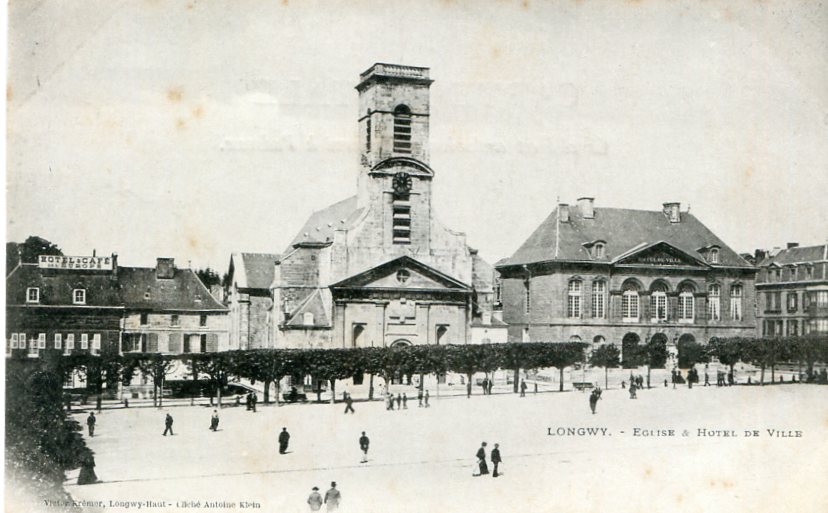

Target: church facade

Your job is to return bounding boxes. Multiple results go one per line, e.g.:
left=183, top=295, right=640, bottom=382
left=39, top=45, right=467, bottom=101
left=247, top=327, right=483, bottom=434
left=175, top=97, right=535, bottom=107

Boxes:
left=270, top=64, right=505, bottom=349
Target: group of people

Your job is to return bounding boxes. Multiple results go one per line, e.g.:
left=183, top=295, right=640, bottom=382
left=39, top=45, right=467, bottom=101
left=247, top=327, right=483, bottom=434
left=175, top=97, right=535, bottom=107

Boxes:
left=245, top=392, right=258, bottom=412
left=716, top=369, right=735, bottom=386
left=307, top=482, right=341, bottom=511
left=474, top=442, right=503, bottom=478
left=479, top=378, right=494, bottom=395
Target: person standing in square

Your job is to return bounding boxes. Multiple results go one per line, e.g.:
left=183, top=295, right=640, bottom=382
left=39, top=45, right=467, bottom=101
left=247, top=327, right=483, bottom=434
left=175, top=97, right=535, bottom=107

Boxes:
left=359, top=431, right=370, bottom=463
left=324, top=482, right=341, bottom=511
left=307, top=487, right=323, bottom=511
left=86, top=412, right=96, bottom=437
left=163, top=413, right=174, bottom=436
left=279, top=427, right=290, bottom=454
left=491, top=443, right=502, bottom=477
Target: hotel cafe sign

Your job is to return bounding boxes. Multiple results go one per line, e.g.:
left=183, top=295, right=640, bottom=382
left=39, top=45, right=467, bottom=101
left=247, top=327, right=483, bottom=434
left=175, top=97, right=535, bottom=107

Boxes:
left=38, top=255, right=114, bottom=271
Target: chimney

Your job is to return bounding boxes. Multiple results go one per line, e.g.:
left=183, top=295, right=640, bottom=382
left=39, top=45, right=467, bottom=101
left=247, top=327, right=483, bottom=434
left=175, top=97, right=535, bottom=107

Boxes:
left=754, top=249, right=768, bottom=263
left=577, top=197, right=594, bottom=219
left=663, top=202, right=681, bottom=223
left=787, top=242, right=799, bottom=249
left=156, top=257, right=175, bottom=279
left=111, top=252, right=119, bottom=277
left=559, top=203, right=570, bottom=223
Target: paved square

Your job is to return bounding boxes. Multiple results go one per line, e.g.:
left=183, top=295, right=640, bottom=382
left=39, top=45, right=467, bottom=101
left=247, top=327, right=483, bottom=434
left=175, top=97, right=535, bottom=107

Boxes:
left=66, top=385, right=828, bottom=513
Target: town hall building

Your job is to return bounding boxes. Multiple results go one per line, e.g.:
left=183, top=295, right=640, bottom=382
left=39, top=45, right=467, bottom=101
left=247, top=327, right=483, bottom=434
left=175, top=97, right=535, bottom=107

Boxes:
left=496, top=199, right=757, bottom=364
left=270, top=63, right=504, bottom=349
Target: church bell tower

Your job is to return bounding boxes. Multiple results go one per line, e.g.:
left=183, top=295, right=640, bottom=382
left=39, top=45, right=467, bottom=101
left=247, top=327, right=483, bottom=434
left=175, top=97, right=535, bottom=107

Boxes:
left=355, top=64, right=435, bottom=248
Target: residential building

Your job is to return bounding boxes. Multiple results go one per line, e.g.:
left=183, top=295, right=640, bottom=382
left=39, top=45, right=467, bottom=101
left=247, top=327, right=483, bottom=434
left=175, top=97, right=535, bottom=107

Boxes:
left=756, top=243, right=828, bottom=337
left=496, top=198, right=757, bottom=364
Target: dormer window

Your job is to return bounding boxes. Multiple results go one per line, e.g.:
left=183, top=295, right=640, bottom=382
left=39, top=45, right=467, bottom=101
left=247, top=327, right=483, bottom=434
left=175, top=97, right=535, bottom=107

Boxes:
left=26, top=287, right=40, bottom=303
left=709, top=248, right=719, bottom=264
left=303, top=312, right=315, bottom=326
left=73, top=289, right=86, bottom=305
left=594, top=243, right=605, bottom=259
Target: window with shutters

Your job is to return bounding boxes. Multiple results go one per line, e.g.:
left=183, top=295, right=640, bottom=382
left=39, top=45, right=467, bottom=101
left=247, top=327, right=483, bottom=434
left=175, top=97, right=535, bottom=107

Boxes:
left=622, top=285, right=640, bottom=322
left=567, top=280, right=582, bottom=318
left=787, top=292, right=798, bottom=312
left=678, top=287, right=694, bottom=322
left=393, top=105, right=412, bottom=153
left=92, top=334, right=101, bottom=353
left=591, top=280, right=606, bottom=318
left=10, top=333, right=19, bottom=350
left=650, top=284, right=668, bottom=322
left=80, top=334, right=88, bottom=350
left=66, top=334, right=75, bottom=352
left=392, top=200, right=411, bottom=245
left=54, top=333, right=62, bottom=350
left=37, top=333, right=46, bottom=349
left=708, top=284, right=721, bottom=321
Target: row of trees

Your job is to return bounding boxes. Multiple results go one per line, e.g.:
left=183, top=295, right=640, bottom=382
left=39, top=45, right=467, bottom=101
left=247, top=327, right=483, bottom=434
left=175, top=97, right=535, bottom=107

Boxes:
left=30, top=336, right=828, bottom=409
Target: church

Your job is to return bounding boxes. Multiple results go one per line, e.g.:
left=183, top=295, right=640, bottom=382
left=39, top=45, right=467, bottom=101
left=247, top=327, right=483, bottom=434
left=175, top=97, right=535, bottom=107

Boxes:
left=270, top=63, right=505, bottom=349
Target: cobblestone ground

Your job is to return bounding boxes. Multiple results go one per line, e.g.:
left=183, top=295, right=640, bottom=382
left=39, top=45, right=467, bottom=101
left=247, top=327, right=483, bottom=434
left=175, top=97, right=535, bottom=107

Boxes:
left=65, top=384, right=828, bottom=513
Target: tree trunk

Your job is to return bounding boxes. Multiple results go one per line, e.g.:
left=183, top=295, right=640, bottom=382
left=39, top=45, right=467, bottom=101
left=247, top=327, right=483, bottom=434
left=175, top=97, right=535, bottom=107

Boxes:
left=330, top=379, right=336, bottom=404
left=513, top=368, right=520, bottom=393
left=760, top=365, right=766, bottom=385
left=466, top=373, right=473, bottom=398
left=96, top=391, right=102, bottom=413
left=369, top=374, right=375, bottom=401
left=771, top=365, right=776, bottom=384
left=276, top=379, right=281, bottom=407
left=559, top=367, right=564, bottom=392
left=647, top=365, right=652, bottom=389
left=263, top=379, right=271, bottom=404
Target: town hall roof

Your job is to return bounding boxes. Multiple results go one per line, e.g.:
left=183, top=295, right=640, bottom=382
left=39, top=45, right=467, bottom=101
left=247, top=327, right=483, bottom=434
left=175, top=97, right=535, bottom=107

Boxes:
left=498, top=206, right=752, bottom=269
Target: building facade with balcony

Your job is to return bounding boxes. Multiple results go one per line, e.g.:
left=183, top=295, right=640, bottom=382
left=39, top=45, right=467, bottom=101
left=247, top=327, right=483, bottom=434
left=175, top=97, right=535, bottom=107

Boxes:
left=270, top=63, right=504, bottom=349
left=756, top=243, right=828, bottom=337
left=496, top=199, right=757, bottom=363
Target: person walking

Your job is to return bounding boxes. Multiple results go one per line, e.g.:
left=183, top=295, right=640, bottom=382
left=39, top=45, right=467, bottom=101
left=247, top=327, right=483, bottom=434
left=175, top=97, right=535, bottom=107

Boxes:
left=307, top=486, right=323, bottom=512
left=418, top=389, right=423, bottom=407
left=487, top=379, right=494, bottom=395
left=589, top=389, right=600, bottom=414
left=246, top=393, right=252, bottom=411
left=424, top=390, right=430, bottom=407
left=209, top=410, right=219, bottom=431
left=629, top=382, right=637, bottom=399
left=343, top=392, right=355, bottom=414
left=396, top=393, right=402, bottom=410
left=359, top=431, right=370, bottom=463
left=324, top=482, right=341, bottom=511
left=163, top=413, right=174, bottom=436
left=475, top=442, right=489, bottom=476
left=520, top=380, right=527, bottom=397
left=251, top=392, right=257, bottom=412
left=491, top=443, right=502, bottom=477
left=278, top=427, right=290, bottom=454
left=402, top=393, right=408, bottom=409
left=86, top=412, right=96, bottom=437
left=77, top=450, right=98, bottom=485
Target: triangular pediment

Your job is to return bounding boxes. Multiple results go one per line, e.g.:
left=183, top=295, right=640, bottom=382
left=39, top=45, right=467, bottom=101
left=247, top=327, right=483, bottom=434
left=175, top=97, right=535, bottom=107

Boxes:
left=330, top=256, right=470, bottom=291
left=612, top=241, right=709, bottom=268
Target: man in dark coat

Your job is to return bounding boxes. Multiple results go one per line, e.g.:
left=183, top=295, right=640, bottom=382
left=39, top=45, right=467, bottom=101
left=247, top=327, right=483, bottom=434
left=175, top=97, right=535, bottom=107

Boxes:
left=359, top=431, right=370, bottom=463
left=343, top=392, right=355, bottom=414
left=424, top=390, right=430, bottom=407
left=491, top=443, right=502, bottom=477
left=86, top=412, right=96, bottom=437
left=418, top=389, right=423, bottom=407
left=396, top=393, right=402, bottom=409
left=520, top=380, right=527, bottom=397
left=589, top=389, right=600, bottom=414
left=163, top=413, right=174, bottom=436
left=209, top=410, right=219, bottom=431
left=278, top=427, right=290, bottom=454
left=251, top=392, right=257, bottom=412
left=475, top=442, right=489, bottom=476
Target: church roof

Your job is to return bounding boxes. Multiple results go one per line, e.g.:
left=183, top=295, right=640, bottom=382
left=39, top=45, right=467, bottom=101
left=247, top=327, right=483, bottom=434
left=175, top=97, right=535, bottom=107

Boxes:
left=498, top=207, right=752, bottom=269
left=230, top=252, right=279, bottom=290
left=286, top=195, right=363, bottom=252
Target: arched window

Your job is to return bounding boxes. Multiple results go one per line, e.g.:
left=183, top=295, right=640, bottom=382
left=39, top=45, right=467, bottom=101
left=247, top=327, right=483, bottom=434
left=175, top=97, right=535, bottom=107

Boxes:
left=730, top=284, right=743, bottom=320
left=709, top=248, right=719, bottom=264
left=678, top=285, right=695, bottom=322
left=567, top=279, right=582, bottom=318
left=708, top=284, right=721, bottom=321
left=591, top=280, right=606, bottom=318
left=594, top=242, right=605, bottom=259
left=393, top=105, right=412, bottom=154
left=622, top=284, right=640, bottom=322
left=650, top=283, right=668, bottom=322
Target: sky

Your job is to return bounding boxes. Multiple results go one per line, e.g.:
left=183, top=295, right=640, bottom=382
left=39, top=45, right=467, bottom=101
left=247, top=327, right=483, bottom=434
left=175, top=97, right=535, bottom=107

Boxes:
left=6, top=0, right=828, bottom=270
